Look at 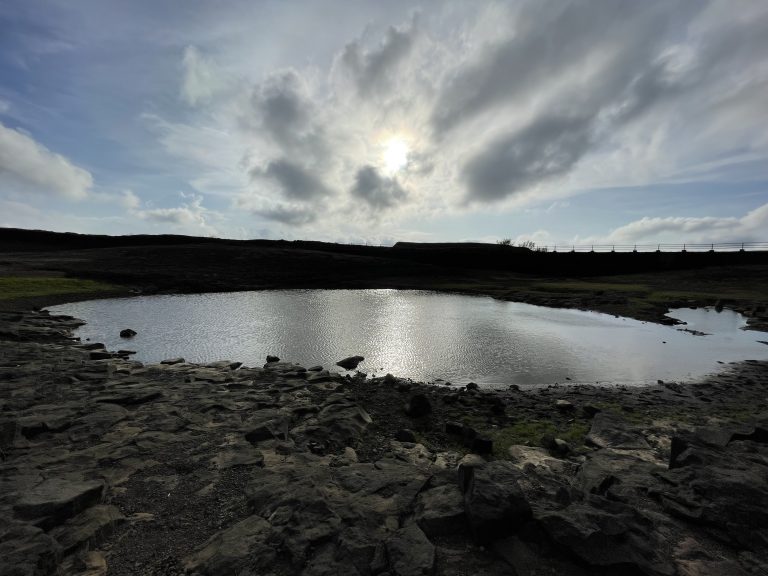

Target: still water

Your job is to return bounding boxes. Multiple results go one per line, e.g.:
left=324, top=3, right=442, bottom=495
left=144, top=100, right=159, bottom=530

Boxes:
left=48, top=290, right=768, bottom=389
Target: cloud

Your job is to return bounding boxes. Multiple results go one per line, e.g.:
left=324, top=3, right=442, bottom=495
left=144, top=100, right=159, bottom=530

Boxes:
left=350, top=165, right=407, bottom=209
left=243, top=70, right=329, bottom=162
left=339, top=16, right=418, bottom=98
left=0, top=121, right=92, bottom=199
left=462, top=115, right=594, bottom=202
left=180, top=46, right=222, bottom=106
left=252, top=158, right=333, bottom=201
left=581, top=202, right=768, bottom=245
left=247, top=203, right=318, bottom=226
left=134, top=195, right=219, bottom=235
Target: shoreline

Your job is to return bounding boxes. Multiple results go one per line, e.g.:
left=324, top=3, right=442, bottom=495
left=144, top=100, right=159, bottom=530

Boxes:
left=2, top=307, right=768, bottom=575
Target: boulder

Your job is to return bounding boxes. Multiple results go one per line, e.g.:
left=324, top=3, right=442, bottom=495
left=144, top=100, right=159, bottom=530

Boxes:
left=160, top=357, right=185, bottom=365
left=459, top=461, right=532, bottom=543
left=404, top=394, right=431, bottom=417
left=555, top=399, right=574, bottom=412
left=538, top=498, right=675, bottom=576
left=414, top=484, right=466, bottom=537
left=14, top=479, right=105, bottom=529
left=336, top=356, right=365, bottom=370
left=0, top=522, right=61, bottom=576
left=585, top=412, right=649, bottom=450
left=385, top=524, right=436, bottom=576
left=395, top=429, right=417, bottom=443
left=119, top=328, right=137, bottom=338
left=183, top=515, right=275, bottom=575
left=50, top=504, right=124, bottom=554
left=266, top=355, right=279, bottom=363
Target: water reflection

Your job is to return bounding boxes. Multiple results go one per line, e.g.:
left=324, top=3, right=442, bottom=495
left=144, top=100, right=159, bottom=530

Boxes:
left=48, top=290, right=768, bottom=389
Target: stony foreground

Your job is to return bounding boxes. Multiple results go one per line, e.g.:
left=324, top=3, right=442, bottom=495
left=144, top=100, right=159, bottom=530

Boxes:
left=1, top=310, right=768, bottom=576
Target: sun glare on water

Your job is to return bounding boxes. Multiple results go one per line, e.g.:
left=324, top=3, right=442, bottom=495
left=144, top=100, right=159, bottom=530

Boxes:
left=382, top=137, right=409, bottom=175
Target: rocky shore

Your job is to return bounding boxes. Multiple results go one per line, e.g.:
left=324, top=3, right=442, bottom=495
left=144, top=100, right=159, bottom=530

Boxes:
left=2, top=309, right=768, bottom=575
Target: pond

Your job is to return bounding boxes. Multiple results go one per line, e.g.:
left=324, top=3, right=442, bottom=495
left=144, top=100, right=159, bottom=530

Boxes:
left=48, top=289, right=768, bottom=389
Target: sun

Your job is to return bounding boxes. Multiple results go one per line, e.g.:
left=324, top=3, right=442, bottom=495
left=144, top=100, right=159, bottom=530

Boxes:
left=382, top=137, right=409, bottom=175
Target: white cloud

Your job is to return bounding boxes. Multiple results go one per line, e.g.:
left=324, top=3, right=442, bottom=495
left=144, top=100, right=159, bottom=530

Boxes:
left=578, top=202, right=768, bottom=245
left=180, top=46, right=225, bottom=106
left=133, top=194, right=219, bottom=236
left=140, top=2, right=768, bottom=242
left=0, top=121, right=93, bottom=199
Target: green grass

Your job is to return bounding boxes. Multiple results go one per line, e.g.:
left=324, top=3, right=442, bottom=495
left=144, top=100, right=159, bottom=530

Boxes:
left=0, top=276, right=119, bottom=300
left=533, top=281, right=649, bottom=294
left=488, top=419, right=591, bottom=459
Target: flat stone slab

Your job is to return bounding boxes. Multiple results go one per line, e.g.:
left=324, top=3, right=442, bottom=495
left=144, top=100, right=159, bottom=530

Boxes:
left=14, top=479, right=104, bottom=527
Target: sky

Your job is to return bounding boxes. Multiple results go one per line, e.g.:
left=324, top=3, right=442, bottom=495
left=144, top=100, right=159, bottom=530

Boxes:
left=1, top=0, right=767, bottom=247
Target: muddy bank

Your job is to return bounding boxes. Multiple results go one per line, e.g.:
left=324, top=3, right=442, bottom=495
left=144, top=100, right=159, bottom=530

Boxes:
left=2, top=309, right=768, bottom=575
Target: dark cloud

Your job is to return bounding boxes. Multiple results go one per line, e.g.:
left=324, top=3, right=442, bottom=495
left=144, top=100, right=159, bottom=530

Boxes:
left=252, top=158, right=332, bottom=201
left=431, top=1, right=691, bottom=135
left=462, top=115, right=594, bottom=202
left=350, top=165, right=407, bottom=209
left=250, top=203, right=318, bottom=226
left=244, top=70, right=329, bottom=164
left=340, top=17, right=417, bottom=98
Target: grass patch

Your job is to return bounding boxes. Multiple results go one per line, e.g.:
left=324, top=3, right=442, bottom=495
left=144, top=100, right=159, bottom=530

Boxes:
left=534, top=281, right=649, bottom=294
left=489, top=419, right=591, bottom=459
left=0, top=276, right=119, bottom=300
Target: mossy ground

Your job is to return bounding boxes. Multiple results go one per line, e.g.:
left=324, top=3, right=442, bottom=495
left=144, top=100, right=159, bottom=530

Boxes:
left=0, top=276, right=119, bottom=301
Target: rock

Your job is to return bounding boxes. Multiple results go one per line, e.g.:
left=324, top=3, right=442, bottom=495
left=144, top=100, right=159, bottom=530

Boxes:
left=585, top=412, right=649, bottom=450
left=266, top=355, right=279, bottom=363
left=50, top=504, right=124, bottom=554
left=414, top=485, right=466, bottom=537
left=160, top=357, right=184, bottom=365
left=538, top=498, right=676, bottom=576
left=385, top=524, right=436, bottom=576
left=0, top=522, right=61, bottom=576
left=465, top=382, right=479, bottom=391
left=183, top=515, right=275, bottom=575
left=395, top=429, right=417, bottom=443
left=244, top=425, right=276, bottom=444
left=582, top=404, right=601, bottom=418
left=119, top=328, right=137, bottom=338
left=89, top=351, right=112, bottom=360
left=404, top=393, right=431, bottom=417
left=445, top=421, right=463, bottom=436
left=307, top=365, right=323, bottom=371
left=459, top=461, right=532, bottom=543
left=541, top=435, right=570, bottom=457
left=471, top=436, right=493, bottom=455
left=14, top=479, right=105, bottom=528
left=555, top=399, right=574, bottom=412
left=336, top=355, right=365, bottom=370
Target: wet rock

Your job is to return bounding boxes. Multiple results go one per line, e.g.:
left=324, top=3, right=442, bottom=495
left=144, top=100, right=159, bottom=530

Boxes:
left=89, top=351, right=112, bottom=360
left=414, top=484, right=466, bottom=537
left=465, top=382, right=479, bottom=391
left=336, top=355, right=365, bottom=370
left=404, top=393, right=431, bottom=417
left=14, top=479, right=104, bottom=528
left=183, top=515, right=275, bottom=575
left=266, top=355, right=279, bottom=363
left=385, top=523, right=436, bottom=576
left=460, top=460, right=532, bottom=543
left=160, top=357, right=184, bottom=365
left=119, top=328, right=137, bottom=338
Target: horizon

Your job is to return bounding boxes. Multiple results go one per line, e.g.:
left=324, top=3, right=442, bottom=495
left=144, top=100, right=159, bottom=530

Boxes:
left=1, top=1, right=767, bottom=246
